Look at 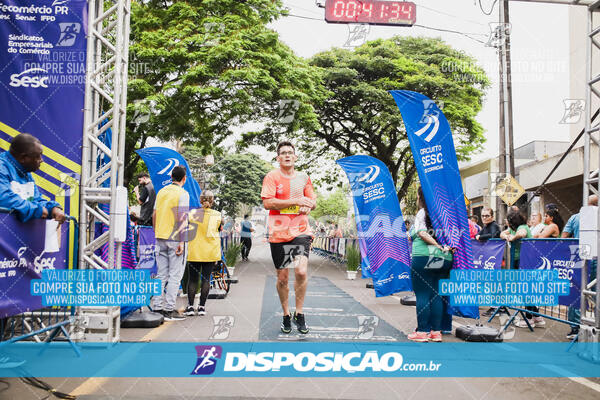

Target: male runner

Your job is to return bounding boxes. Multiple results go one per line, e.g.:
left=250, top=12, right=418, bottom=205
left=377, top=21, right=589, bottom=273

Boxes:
left=261, top=141, right=316, bottom=334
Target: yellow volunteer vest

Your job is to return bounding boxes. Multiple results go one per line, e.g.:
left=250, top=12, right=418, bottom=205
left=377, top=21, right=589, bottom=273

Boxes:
left=188, top=208, right=222, bottom=262
left=154, top=184, right=187, bottom=240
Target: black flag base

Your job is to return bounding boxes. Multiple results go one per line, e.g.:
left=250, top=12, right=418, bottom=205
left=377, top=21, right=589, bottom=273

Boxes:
left=455, top=324, right=503, bottom=342
left=400, top=294, right=416, bottom=306
left=208, top=288, right=228, bottom=299
left=121, top=310, right=164, bottom=329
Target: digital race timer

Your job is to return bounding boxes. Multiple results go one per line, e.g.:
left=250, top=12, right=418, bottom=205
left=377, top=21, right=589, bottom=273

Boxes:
left=324, top=0, right=416, bottom=26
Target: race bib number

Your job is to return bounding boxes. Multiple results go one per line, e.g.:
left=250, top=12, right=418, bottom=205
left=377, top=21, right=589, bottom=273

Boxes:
left=280, top=205, right=299, bottom=215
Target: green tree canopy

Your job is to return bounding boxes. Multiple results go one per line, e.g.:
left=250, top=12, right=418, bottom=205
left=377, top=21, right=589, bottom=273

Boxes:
left=125, top=0, right=321, bottom=183
left=246, top=36, right=489, bottom=200
left=311, top=188, right=349, bottom=221
left=208, top=153, right=272, bottom=217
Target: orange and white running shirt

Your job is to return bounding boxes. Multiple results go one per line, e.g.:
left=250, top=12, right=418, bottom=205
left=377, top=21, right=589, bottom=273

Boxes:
left=261, top=169, right=316, bottom=243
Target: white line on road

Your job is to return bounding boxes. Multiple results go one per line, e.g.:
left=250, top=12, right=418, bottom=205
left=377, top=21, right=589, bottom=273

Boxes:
left=540, top=364, right=600, bottom=393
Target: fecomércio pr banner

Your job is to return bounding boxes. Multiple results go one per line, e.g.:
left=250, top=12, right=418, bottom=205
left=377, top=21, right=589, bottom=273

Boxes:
left=0, top=213, right=68, bottom=318
left=136, top=147, right=203, bottom=208
left=0, top=1, right=87, bottom=317
left=519, top=239, right=586, bottom=307
left=471, top=239, right=505, bottom=270
left=337, top=155, right=412, bottom=296
left=390, top=90, right=477, bottom=318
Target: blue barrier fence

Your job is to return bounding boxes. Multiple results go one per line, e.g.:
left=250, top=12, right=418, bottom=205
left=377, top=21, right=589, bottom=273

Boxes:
left=313, top=236, right=595, bottom=323
left=312, top=236, right=359, bottom=264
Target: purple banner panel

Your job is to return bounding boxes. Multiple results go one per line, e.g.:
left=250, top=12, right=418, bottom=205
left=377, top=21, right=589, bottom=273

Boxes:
left=0, top=212, right=68, bottom=318
left=471, top=239, right=505, bottom=270
left=137, top=226, right=157, bottom=276
left=519, top=238, right=587, bottom=307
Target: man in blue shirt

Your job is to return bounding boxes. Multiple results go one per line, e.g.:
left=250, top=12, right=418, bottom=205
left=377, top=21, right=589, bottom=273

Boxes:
left=240, top=214, right=254, bottom=261
left=0, top=133, right=65, bottom=223
left=561, top=194, right=597, bottom=340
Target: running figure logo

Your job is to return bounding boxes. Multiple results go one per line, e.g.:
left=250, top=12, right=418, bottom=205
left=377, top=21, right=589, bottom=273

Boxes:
left=276, top=100, right=300, bottom=124
left=343, top=24, right=370, bottom=48
left=209, top=316, right=234, bottom=339
left=57, top=23, right=81, bottom=47
left=191, top=345, right=222, bottom=375
left=355, top=316, right=379, bottom=339
left=559, top=99, right=585, bottom=124
left=282, top=244, right=303, bottom=269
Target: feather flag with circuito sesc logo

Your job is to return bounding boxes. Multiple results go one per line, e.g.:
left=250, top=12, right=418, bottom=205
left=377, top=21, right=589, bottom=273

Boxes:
left=390, top=90, right=478, bottom=319
left=337, top=155, right=412, bottom=297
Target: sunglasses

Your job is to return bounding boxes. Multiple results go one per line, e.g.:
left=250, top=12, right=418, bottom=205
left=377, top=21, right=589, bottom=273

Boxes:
left=481, top=214, right=492, bottom=217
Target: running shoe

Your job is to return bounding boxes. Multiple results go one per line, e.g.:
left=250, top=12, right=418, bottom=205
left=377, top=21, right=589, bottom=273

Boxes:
left=163, top=310, right=186, bottom=321
left=184, top=306, right=195, bottom=316
left=197, top=306, right=206, bottom=316
left=533, top=316, right=546, bottom=328
left=482, top=307, right=497, bottom=317
left=428, top=331, right=442, bottom=342
left=281, top=314, right=292, bottom=334
left=515, top=318, right=534, bottom=328
left=293, top=312, right=309, bottom=334
left=566, top=327, right=579, bottom=340
left=407, top=331, right=429, bottom=342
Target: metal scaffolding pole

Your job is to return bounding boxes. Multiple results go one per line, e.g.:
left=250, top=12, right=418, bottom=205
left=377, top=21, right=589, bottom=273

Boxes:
left=77, top=0, right=131, bottom=343
left=580, top=0, right=600, bottom=349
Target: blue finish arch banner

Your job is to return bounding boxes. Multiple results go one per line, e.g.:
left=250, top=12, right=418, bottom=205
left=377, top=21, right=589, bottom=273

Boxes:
left=391, top=90, right=477, bottom=318
left=0, top=1, right=87, bottom=317
left=337, top=155, right=412, bottom=296
left=136, top=147, right=202, bottom=208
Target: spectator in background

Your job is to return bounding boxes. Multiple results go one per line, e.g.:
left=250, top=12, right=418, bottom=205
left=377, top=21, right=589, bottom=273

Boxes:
left=185, top=190, right=223, bottom=316
left=134, top=172, right=155, bottom=226
left=534, top=208, right=564, bottom=238
left=529, top=212, right=546, bottom=237
left=152, top=166, right=189, bottom=321
left=501, top=210, right=545, bottom=328
left=562, top=194, right=598, bottom=340
left=333, top=224, right=343, bottom=238
left=476, top=207, right=500, bottom=241
left=0, top=133, right=66, bottom=223
left=468, top=215, right=480, bottom=239
left=407, top=186, right=451, bottom=343
left=470, top=215, right=481, bottom=228
left=130, top=211, right=139, bottom=227
left=240, top=214, right=254, bottom=262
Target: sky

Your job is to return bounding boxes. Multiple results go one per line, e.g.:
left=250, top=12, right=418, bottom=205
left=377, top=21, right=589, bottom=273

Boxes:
left=264, top=0, right=574, bottom=166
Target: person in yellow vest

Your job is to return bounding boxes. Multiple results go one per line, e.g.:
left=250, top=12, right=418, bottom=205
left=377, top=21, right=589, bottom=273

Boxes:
left=184, top=190, right=223, bottom=316
left=152, top=165, right=189, bottom=321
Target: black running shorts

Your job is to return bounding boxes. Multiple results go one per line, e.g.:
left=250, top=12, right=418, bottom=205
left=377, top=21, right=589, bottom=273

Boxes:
left=270, top=235, right=313, bottom=270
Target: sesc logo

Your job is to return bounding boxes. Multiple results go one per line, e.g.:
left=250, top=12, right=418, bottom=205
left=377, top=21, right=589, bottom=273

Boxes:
left=357, top=165, right=380, bottom=184
left=9, top=68, right=49, bottom=89
left=157, top=158, right=180, bottom=175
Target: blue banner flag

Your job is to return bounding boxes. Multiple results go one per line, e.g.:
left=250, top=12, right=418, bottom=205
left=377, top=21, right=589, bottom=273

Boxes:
left=336, top=155, right=412, bottom=296
left=471, top=239, right=505, bottom=270
left=391, top=90, right=477, bottom=318
left=519, top=239, right=586, bottom=307
left=136, top=147, right=202, bottom=208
